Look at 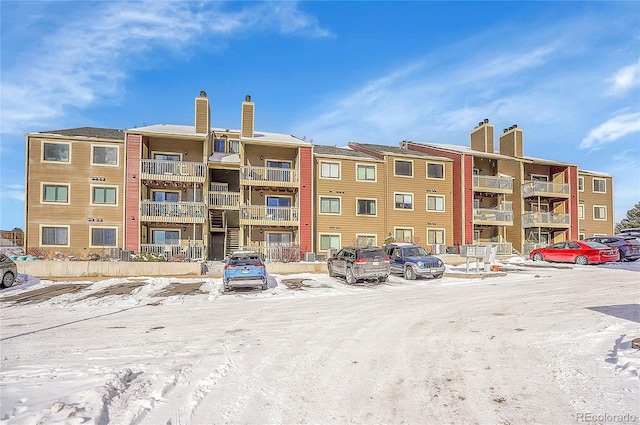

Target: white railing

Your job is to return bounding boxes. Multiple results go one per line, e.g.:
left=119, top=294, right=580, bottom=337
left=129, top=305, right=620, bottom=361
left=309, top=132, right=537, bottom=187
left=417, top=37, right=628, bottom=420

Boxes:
left=140, top=159, right=206, bottom=181
left=473, top=175, right=513, bottom=192
left=210, top=182, right=229, bottom=192
left=521, top=181, right=570, bottom=198
left=139, top=243, right=205, bottom=260
left=241, top=166, right=299, bottom=184
left=240, top=205, right=299, bottom=223
left=239, top=243, right=301, bottom=262
left=141, top=201, right=206, bottom=222
left=521, top=212, right=570, bottom=228
left=208, top=192, right=240, bottom=209
left=473, top=208, right=514, bottom=223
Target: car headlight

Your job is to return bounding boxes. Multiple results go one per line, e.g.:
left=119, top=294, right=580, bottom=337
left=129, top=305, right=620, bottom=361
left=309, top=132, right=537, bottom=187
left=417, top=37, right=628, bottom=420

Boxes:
left=438, top=260, right=443, bottom=267
left=417, top=261, right=423, bottom=268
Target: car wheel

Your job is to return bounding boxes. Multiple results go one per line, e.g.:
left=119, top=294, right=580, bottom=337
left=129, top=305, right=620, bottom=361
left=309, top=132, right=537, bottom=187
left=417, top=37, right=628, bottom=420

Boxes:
left=378, top=276, right=388, bottom=282
left=404, top=267, right=416, bottom=280
left=434, top=273, right=443, bottom=279
left=345, top=267, right=356, bottom=284
left=575, top=255, right=588, bottom=265
left=533, top=253, right=544, bottom=262
left=327, top=263, right=335, bottom=277
left=262, top=283, right=268, bottom=290
left=1, top=271, right=15, bottom=288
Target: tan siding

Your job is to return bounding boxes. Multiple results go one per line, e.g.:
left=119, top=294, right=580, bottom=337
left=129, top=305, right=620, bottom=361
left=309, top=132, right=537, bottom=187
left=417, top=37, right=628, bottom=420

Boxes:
left=26, top=136, right=125, bottom=256
left=194, top=97, right=209, bottom=134
left=245, top=144, right=297, bottom=165
left=241, top=102, right=254, bottom=138
left=578, top=174, right=614, bottom=236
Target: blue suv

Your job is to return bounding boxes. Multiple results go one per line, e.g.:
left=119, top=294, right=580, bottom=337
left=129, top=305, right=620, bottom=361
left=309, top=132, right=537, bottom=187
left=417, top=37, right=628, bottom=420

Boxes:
left=385, top=243, right=445, bottom=280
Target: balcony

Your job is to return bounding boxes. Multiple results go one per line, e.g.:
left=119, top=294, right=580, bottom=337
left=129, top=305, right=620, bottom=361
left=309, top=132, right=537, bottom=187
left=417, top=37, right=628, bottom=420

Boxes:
left=140, top=159, right=206, bottom=183
left=140, top=242, right=205, bottom=261
left=473, top=175, right=513, bottom=194
left=240, top=205, right=299, bottom=227
left=521, top=212, right=570, bottom=229
left=473, top=208, right=514, bottom=226
left=240, top=166, right=299, bottom=188
left=521, top=181, right=570, bottom=199
left=208, top=191, right=240, bottom=210
left=140, top=201, right=206, bottom=224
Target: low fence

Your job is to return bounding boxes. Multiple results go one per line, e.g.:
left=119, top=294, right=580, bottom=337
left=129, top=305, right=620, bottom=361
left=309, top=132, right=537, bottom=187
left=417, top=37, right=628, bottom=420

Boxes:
left=16, top=261, right=203, bottom=278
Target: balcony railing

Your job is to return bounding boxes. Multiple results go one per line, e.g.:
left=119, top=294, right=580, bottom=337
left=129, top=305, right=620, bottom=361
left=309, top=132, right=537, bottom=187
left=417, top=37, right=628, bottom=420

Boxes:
left=521, top=212, right=570, bottom=228
left=240, top=205, right=299, bottom=226
left=208, top=191, right=240, bottom=210
left=240, top=166, right=299, bottom=187
left=239, top=243, right=301, bottom=262
left=139, top=242, right=205, bottom=261
left=140, top=159, right=206, bottom=183
left=140, top=201, right=206, bottom=223
left=473, top=175, right=513, bottom=193
left=473, top=208, right=514, bottom=225
left=521, top=181, right=570, bottom=198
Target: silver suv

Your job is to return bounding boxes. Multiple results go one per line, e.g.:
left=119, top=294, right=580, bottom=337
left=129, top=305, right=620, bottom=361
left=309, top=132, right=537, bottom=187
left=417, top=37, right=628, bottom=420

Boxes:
left=1, top=254, right=18, bottom=288
left=327, top=247, right=390, bottom=284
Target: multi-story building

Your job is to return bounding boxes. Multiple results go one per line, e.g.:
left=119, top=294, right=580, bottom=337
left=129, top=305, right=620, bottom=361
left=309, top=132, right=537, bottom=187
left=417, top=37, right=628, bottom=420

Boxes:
left=577, top=170, right=614, bottom=239
left=312, top=143, right=454, bottom=258
left=24, top=94, right=313, bottom=261
left=22, top=96, right=614, bottom=260
left=24, top=128, right=126, bottom=257
left=402, top=119, right=614, bottom=254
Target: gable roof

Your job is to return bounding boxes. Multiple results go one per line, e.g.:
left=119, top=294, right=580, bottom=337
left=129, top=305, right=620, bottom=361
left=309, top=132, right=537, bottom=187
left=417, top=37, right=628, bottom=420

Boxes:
left=313, top=145, right=380, bottom=160
left=349, top=142, right=452, bottom=161
left=37, top=127, right=125, bottom=140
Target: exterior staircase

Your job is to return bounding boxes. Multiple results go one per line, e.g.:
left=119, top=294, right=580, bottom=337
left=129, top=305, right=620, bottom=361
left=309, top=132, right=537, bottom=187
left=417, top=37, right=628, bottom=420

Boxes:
left=226, top=228, right=239, bottom=256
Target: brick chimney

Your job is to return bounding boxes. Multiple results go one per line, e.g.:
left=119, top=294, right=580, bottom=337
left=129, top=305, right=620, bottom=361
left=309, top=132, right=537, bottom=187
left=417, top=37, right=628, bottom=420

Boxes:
left=499, top=125, right=524, bottom=157
left=241, top=95, right=254, bottom=138
left=470, top=118, right=494, bottom=153
left=195, top=91, right=210, bottom=134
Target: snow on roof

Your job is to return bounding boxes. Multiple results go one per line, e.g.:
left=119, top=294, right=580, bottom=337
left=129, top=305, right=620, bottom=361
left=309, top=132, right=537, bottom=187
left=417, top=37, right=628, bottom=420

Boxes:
left=578, top=169, right=612, bottom=177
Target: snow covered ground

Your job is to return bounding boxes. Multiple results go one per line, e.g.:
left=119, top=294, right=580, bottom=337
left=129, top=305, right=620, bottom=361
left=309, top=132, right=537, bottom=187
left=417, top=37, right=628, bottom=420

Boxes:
left=1, top=258, right=638, bottom=425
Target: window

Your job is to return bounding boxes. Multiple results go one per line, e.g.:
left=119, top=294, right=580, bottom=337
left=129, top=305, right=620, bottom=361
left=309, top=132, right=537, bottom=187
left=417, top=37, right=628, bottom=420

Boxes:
left=320, top=234, right=340, bottom=250
left=395, top=193, right=413, bottom=210
left=320, top=197, right=340, bottom=214
left=356, top=234, right=377, bottom=247
left=394, top=160, right=413, bottom=177
left=593, top=206, right=607, bottom=220
left=92, top=187, right=117, bottom=205
left=152, top=230, right=179, bottom=244
left=91, top=228, right=117, bottom=246
left=267, top=233, right=291, bottom=245
left=154, top=153, right=181, bottom=161
left=320, top=162, right=340, bottom=179
left=356, top=164, right=376, bottom=181
left=153, top=191, right=180, bottom=202
left=427, top=229, right=445, bottom=244
left=578, top=204, right=585, bottom=219
left=228, top=139, right=239, bottom=153
left=427, top=163, right=444, bottom=179
left=42, top=184, right=68, bottom=203
left=395, top=228, right=413, bottom=242
left=42, top=226, right=69, bottom=246
left=427, top=195, right=445, bottom=212
left=357, top=199, right=376, bottom=215
left=92, top=146, right=118, bottom=165
left=593, top=179, right=606, bottom=193
left=43, top=142, right=70, bottom=162
left=579, top=233, right=585, bottom=240
left=578, top=177, right=584, bottom=192
left=214, top=138, right=225, bottom=152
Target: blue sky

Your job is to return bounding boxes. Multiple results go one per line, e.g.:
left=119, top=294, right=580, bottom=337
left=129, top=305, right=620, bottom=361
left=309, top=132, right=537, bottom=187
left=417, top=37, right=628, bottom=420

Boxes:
left=1, top=1, right=639, bottom=230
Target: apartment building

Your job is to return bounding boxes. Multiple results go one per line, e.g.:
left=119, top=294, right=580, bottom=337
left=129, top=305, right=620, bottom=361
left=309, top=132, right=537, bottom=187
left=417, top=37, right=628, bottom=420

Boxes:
left=403, top=119, right=613, bottom=254
left=24, top=94, right=313, bottom=261
left=312, top=142, right=454, bottom=256
left=577, top=170, right=615, bottom=239
left=313, top=145, right=387, bottom=254
left=24, top=128, right=126, bottom=257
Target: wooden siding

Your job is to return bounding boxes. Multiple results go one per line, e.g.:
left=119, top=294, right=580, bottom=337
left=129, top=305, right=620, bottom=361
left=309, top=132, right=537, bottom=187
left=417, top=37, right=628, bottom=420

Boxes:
left=125, top=134, right=142, bottom=251
left=25, top=135, right=125, bottom=256
left=470, top=124, right=494, bottom=153
left=241, top=102, right=254, bottom=138
left=498, top=129, right=523, bottom=157
left=314, top=156, right=386, bottom=253
left=578, top=173, right=614, bottom=236
left=298, top=146, right=313, bottom=254
left=194, top=97, right=210, bottom=134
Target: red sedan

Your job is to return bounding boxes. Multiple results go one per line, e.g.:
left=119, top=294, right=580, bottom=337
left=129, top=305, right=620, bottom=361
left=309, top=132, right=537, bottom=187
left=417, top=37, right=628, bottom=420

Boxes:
left=529, top=240, right=620, bottom=265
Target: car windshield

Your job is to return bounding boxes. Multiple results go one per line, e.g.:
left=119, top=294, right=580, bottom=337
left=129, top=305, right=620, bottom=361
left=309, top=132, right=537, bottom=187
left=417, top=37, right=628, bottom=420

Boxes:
left=403, top=247, right=428, bottom=256
left=583, top=241, right=609, bottom=249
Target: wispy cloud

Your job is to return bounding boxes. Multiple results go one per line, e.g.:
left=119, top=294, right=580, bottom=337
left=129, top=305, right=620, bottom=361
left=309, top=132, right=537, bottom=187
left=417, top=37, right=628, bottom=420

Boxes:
left=580, top=111, right=640, bottom=150
left=0, top=1, right=331, bottom=135
left=606, top=60, right=640, bottom=95
left=1, top=184, right=25, bottom=202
